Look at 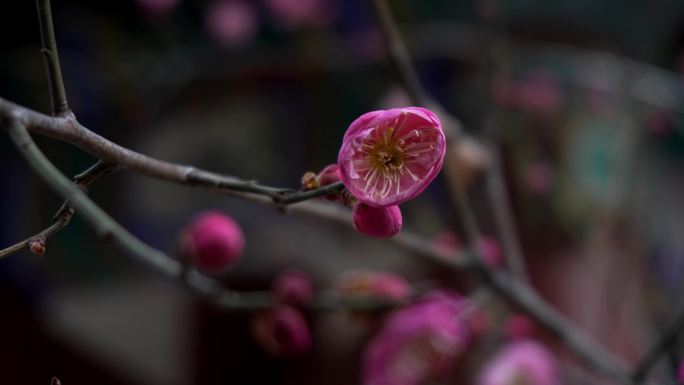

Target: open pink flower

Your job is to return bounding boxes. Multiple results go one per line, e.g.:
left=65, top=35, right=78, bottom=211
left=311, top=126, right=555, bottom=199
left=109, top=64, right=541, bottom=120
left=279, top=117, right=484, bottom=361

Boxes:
left=362, top=291, right=469, bottom=385
left=477, top=340, right=558, bottom=385
left=338, top=107, right=446, bottom=207
left=181, top=211, right=244, bottom=273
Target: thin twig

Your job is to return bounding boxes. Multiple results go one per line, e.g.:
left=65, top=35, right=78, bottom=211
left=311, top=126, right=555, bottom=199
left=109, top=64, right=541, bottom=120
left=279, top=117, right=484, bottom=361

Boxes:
left=485, top=149, right=529, bottom=281
left=36, top=0, right=68, bottom=116
left=0, top=161, right=117, bottom=259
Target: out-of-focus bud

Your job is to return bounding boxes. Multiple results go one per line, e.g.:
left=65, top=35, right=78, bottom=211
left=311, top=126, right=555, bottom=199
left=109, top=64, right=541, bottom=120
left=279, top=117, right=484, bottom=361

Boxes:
left=205, top=0, right=258, bottom=48
left=252, top=305, right=312, bottom=357
left=477, top=340, right=558, bottom=385
left=28, top=238, right=46, bottom=257
left=273, top=269, right=313, bottom=306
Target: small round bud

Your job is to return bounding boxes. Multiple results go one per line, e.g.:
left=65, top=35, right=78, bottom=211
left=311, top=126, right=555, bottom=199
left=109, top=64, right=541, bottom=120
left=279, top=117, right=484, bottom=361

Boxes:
left=29, top=238, right=46, bottom=257
left=273, top=269, right=313, bottom=306
left=352, top=203, right=402, bottom=238
left=301, top=171, right=319, bottom=190
left=316, top=164, right=342, bottom=201
left=252, top=305, right=312, bottom=357
left=181, top=211, right=244, bottom=273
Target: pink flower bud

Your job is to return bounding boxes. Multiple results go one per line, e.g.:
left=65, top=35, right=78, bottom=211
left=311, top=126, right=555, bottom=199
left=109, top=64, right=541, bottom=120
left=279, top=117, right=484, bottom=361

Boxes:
left=205, top=0, right=257, bottom=48
left=252, top=305, right=312, bottom=357
left=477, top=340, right=558, bottom=385
left=353, top=203, right=402, bottom=238
left=336, top=270, right=411, bottom=301
left=505, top=314, right=535, bottom=340
left=28, top=238, right=46, bottom=257
left=181, top=211, right=244, bottom=273
left=363, top=291, right=469, bottom=385
left=273, top=269, right=313, bottom=306
left=317, top=164, right=342, bottom=201
left=338, top=107, right=446, bottom=207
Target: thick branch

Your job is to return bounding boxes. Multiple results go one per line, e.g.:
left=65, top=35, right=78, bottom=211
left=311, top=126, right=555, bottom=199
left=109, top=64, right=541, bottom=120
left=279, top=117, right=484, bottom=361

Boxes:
left=0, top=97, right=343, bottom=204
left=36, top=0, right=69, bottom=115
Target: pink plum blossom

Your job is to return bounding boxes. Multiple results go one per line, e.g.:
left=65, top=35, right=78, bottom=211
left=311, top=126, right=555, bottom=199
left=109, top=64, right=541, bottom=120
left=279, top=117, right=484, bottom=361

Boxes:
left=477, top=340, right=558, bottom=385
left=353, top=203, right=403, bottom=238
left=336, top=270, right=411, bottom=301
left=252, top=305, right=312, bottom=357
left=205, top=0, right=258, bottom=48
left=362, top=291, right=469, bottom=385
left=273, top=269, right=313, bottom=306
left=181, top=211, right=244, bottom=273
left=338, top=107, right=446, bottom=207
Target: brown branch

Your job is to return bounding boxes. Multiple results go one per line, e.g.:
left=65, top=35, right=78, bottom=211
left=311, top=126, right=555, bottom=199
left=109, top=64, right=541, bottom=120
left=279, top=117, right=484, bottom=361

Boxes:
left=0, top=97, right=344, bottom=204
left=36, top=0, right=69, bottom=116
left=0, top=161, right=117, bottom=259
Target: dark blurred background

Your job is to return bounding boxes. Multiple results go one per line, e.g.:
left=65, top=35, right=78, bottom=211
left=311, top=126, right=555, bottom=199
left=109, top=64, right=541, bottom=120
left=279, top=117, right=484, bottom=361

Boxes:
left=3, top=0, right=684, bottom=384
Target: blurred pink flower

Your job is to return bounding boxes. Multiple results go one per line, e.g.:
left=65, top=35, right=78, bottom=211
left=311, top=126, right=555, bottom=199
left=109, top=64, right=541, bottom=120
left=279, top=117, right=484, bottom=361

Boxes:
left=336, top=270, right=411, bottom=301
left=477, top=340, right=558, bottom=385
left=353, top=203, right=403, bottom=238
left=265, top=0, right=336, bottom=29
left=678, top=359, right=684, bottom=384
left=363, top=291, right=469, bottom=385
left=516, top=69, right=561, bottom=115
left=524, top=162, right=555, bottom=194
left=338, top=107, right=446, bottom=207
left=252, top=305, right=312, bottom=356
left=505, top=314, right=535, bottom=340
left=479, top=236, right=503, bottom=267
left=205, top=0, right=258, bottom=48
left=136, top=0, right=180, bottom=18
left=433, top=231, right=462, bottom=255
left=273, top=269, right=313, bottom=306
left=181, top=211, right=244, bottom=273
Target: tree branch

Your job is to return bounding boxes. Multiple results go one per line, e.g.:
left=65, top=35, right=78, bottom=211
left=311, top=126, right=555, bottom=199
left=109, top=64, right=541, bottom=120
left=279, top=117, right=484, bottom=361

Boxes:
left=0, top=160, right=117, bottom=259
left=36, top=0, right=69, bottom=116
left=0, top=97, right=344, bottom=204
left=632, top=300, right=684, bottom=382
